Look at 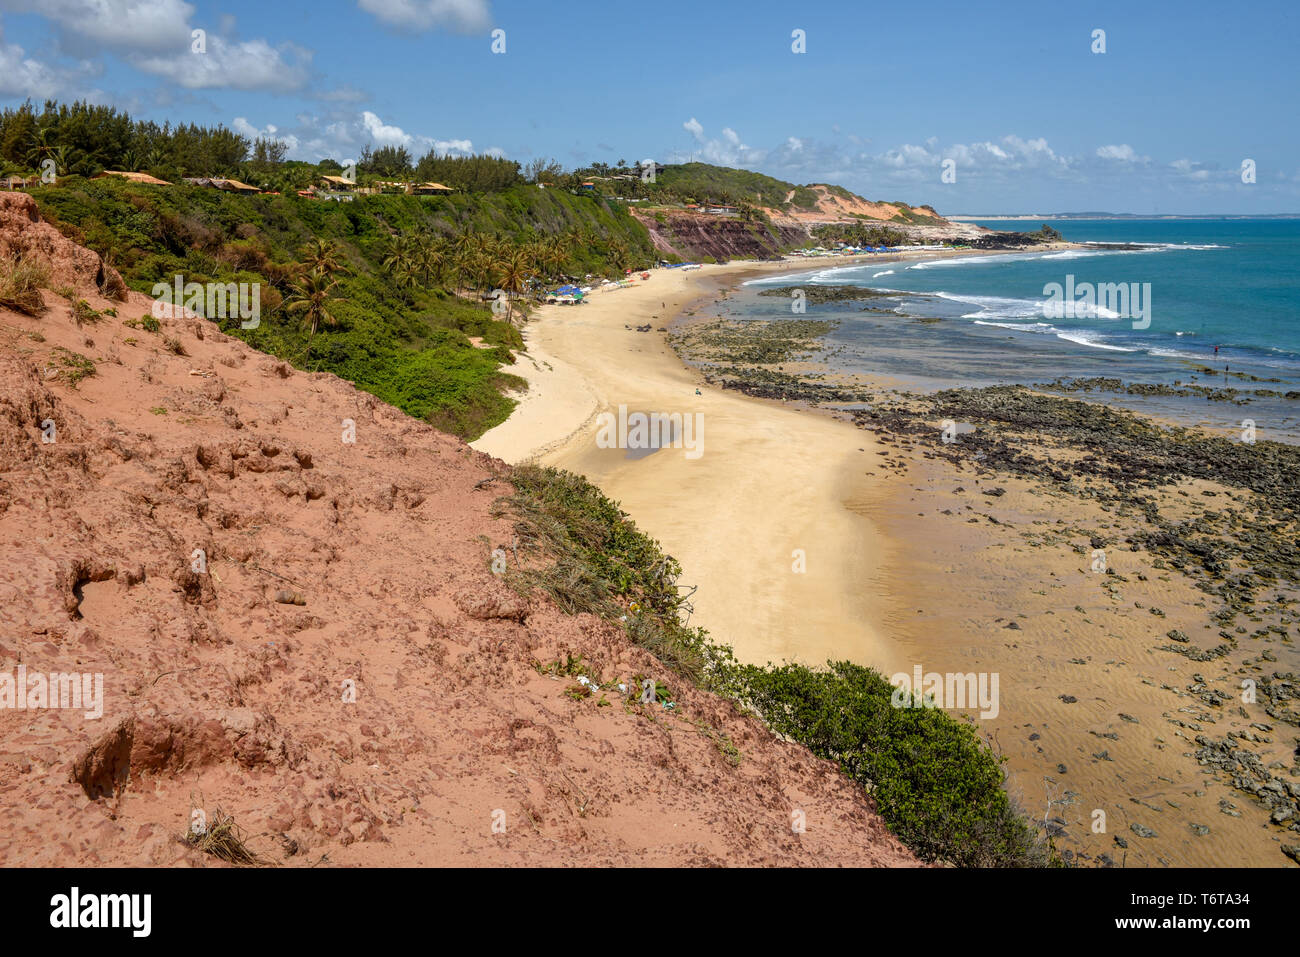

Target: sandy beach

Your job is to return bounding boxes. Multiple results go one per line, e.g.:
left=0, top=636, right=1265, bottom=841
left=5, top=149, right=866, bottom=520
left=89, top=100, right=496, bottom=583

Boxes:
left=474, top=249, right=1008, bottom=674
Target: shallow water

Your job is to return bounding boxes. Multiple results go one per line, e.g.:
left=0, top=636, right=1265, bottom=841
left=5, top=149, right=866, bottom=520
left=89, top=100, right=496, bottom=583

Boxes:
left=738, top=220, right=1300, bottom=442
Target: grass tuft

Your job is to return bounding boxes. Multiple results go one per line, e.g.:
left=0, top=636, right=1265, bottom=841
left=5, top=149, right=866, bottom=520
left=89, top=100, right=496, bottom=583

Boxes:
left=0, top=255, right=49, bottom=316
left=183, top=809, right=267, bottom=866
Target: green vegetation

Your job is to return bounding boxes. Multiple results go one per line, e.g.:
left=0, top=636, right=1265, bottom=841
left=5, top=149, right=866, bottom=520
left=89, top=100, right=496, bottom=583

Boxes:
left=68, top=297, right=102, bottom=325
left=1, top=99, right=663, bottom=438
left=811, top=222, right=909, bottom=247
left=500, top=465, right=1051, bottom=867
left=499, top=465, right=715, bottom=677
left=27, top=173, right=656, bottom=439
left=888, top=203, right=946, bottom=226
left=48, top=346, right=95, bottom=387
left=715, top=662, right=1045, bottom=866
left=654, top=162, right=798, bottom=210
left=0, top=255, right=48, bottom=315
left=788, top=186, right=821, bottom=210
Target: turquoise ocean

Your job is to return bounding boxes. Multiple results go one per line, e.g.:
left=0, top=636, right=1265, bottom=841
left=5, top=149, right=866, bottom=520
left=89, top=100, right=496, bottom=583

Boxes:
left=740, top=219, right=1300, bottom=441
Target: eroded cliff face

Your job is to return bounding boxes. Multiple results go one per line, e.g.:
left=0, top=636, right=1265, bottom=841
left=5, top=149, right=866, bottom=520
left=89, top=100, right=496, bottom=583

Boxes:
left=633, top=197, right=988, bottom=263
left=0, top=191, right=918, bottom=868
left=634, top=210, right=808, bottom=262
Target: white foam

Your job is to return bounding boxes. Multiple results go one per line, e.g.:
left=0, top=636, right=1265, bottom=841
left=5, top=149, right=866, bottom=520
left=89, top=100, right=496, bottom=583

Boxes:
left=1053, top=329, right=1136, bottom=352
left=934, top=291, right=1042, bottom=319
left=971, top=319, right=1138, bottom=352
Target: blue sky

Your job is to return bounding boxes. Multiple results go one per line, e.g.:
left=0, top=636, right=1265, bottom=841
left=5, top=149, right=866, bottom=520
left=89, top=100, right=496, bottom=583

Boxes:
left=1, top=0, right=1297, bottom=213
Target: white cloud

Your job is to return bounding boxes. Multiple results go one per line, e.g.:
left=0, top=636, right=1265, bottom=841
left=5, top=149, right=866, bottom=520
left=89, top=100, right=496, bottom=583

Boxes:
left=0, top=29, right=63, bottom=98
left=1170, top=158, right=1211, bottom=180
left=0, top=0, right=192, bottom=53
left=432, top=137, right=473, bottom=154
left=1096, top=143, right=1148, bottom=162
left=356, top=0, right=491, bottom=32
left=676, top=118, right=765, bottom=166
left=362, top=110, right=416, bottom=147
left=279, top=110, right=478, bottom=162
left=0, top=0, right=312, bottom=92
left=131, top=36, right=311, bottom=91
left=0, top=19, right=99, bottom=99
left=881, top=142, right=936, bottom=168
left=1000, top=135, right=1066, bottom=167
left=232, top=117, right=300, bottom=152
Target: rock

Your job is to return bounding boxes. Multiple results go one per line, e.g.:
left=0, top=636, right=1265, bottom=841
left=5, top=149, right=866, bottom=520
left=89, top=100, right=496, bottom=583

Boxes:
left=455, top=588, right=527, bottom=622
left=1130, top=823, right=1157, bottom=839
left=69, top=716, right=134, bottom=799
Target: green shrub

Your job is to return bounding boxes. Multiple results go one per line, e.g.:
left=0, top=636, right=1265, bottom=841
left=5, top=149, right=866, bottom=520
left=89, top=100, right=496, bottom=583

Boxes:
left=715, top=660, right=1048, bottom=866
left=502, top=464, right=1051, bottom=867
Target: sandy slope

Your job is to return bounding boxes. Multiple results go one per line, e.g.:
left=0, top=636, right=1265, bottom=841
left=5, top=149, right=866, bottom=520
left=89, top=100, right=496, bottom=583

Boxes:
left=0, top=193, right=917, bottom=867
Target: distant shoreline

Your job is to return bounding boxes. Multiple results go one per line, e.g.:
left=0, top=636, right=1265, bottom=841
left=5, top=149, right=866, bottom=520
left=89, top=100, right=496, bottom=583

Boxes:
left=949, top=213, right=1300, bottom=221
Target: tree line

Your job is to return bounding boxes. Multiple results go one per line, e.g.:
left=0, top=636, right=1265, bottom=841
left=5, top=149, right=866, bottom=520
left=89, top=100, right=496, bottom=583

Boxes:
left=0, top=100, right=253, bottom=181
left=0, top=100, right=533, bottom=195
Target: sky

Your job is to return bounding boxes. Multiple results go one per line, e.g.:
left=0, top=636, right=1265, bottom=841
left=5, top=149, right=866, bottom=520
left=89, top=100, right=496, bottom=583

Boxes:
left=0, top=0, right=1297, bottom=214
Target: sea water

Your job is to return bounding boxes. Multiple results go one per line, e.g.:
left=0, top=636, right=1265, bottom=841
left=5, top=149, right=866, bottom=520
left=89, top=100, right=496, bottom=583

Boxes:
left=738, top=219, right=1300, bottom=441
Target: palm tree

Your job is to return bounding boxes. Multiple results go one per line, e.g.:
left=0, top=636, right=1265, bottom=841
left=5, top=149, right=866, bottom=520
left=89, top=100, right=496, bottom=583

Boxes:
left=285, top=271, right=344, bottom=339
left=450, top=245, right=475, bottom=298
left=24, top=125, right=56, bottom=169
left=414, top=236, right=447, bottom=287
left=496, top=248, right=531, bottom=325
left=545, top=235, right=571, bottom=280
left=523, top=240, right=547, bottom=280
left=473, top=250, right=497, bottom=309
left=299, top=238, right=346, bottom=277
left=449, top=232, right=480, bottom=296
left=607, top=238, right=630, bottom=274
left=381, top=236, right=418, bottom=290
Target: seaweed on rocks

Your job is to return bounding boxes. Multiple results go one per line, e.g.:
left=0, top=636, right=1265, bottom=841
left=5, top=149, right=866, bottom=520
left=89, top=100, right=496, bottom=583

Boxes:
left=758, top=285, right=904, bottom=304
